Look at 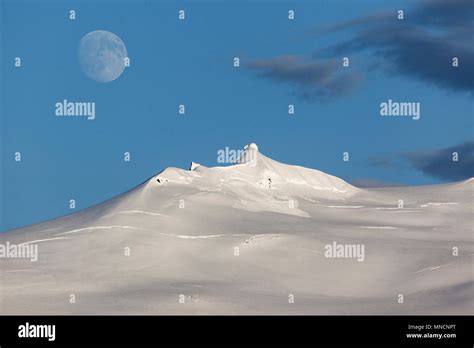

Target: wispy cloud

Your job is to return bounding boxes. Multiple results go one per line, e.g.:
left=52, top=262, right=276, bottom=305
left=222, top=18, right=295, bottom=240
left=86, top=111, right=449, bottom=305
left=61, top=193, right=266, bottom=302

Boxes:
left=246, top=0, right=474, bottom=101
left=402, top=140, right=474, bottom=181
left=369, top=140, right=474, bottom=182
left=245, top=55, right=363, bottom=101
left=321, top=0, right=474, bottom=94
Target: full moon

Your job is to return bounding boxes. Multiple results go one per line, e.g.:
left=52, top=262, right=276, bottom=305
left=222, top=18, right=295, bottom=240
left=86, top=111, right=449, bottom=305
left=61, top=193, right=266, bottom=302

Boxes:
left=78, top=30, right=128, bottom=83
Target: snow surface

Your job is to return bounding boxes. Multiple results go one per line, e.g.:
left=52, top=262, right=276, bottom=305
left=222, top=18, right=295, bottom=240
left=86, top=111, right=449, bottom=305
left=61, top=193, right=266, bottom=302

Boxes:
left=0, top=144, right=473, bottom=314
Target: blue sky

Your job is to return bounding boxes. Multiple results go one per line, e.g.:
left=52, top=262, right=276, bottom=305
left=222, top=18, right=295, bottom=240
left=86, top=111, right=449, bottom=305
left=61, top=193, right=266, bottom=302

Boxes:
left=1, top=0, right=473, bottom=231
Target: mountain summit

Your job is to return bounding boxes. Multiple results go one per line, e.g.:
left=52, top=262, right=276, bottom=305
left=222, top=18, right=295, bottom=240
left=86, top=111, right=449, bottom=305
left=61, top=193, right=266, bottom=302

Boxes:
left=155, top=143, right=356, bottom=199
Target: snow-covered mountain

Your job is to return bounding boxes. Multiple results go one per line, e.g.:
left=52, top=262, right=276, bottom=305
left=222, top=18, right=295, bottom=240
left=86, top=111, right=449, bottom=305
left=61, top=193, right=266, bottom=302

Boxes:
left=0, top=144, right=472, bottom=314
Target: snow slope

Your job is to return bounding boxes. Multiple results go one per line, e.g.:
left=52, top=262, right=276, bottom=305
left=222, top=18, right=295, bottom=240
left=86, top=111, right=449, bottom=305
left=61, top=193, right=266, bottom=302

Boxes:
left=0, top=144, right=472, bottom=314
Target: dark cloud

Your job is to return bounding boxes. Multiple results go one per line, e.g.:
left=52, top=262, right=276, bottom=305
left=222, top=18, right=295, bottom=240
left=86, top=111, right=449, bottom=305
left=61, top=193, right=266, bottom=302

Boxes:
left=402, top=140, right=474, bottom=181
left=322, top=0, right=474, bottom=94
left=369, top=140, right=474, bottom=182
left=246, top=0, right=473, bottom=100
left=413, top=0, right=474, bottom=28
left=245, top=55, right=363, bottom=101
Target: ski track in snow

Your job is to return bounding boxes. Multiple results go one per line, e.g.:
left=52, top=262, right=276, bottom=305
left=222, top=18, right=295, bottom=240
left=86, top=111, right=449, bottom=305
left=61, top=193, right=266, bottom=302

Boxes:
left=100, top=210, right=176, bottom=220
left=324, top=205, right=364, bottom=209
left=55, top=225, right=148, bottom=236
left=5, top=270, right=35, bottom=273
left=244, top=234, right=283, bottom=243
left=175, top=234, right=228, bottom=239
left=420, top=202, right=459, bottom=207
left=414, top=263, right=453, bottom=274
left=374, top=207, right=403, bottom=210
left=53, top=225, right=266, bottom=241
